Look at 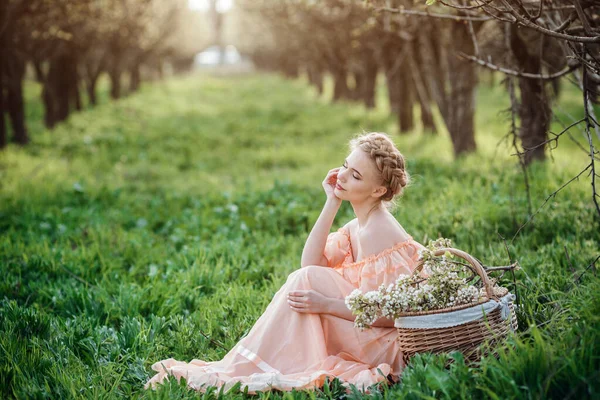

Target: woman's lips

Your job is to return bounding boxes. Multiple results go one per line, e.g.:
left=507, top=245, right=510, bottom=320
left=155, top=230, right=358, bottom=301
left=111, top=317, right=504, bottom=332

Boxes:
left=336, top=183, right=345, bottom=190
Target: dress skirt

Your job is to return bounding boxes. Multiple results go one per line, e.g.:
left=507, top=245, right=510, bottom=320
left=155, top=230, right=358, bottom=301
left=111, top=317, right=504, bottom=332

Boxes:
left=144, top=265, right=406, bottom=394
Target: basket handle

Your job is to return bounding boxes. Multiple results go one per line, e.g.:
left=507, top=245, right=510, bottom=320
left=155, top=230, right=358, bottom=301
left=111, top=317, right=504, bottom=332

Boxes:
left=412, top=247, right=497, bottom=301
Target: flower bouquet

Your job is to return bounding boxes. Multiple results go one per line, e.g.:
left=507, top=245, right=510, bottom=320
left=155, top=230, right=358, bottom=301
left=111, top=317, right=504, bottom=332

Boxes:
left=345, top=238, right=518, bottom=363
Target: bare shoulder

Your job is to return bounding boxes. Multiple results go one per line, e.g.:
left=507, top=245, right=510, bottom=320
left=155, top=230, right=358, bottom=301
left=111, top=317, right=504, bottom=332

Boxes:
left=342, top=218, right=359, bottom=257
left=358, top=216, right=410, bottom=257
left=342, top=218, right=358, bottom=231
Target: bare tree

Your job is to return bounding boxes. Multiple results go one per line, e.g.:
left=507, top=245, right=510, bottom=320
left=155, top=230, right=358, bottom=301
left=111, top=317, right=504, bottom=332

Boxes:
left=371, top=0, right=600, bottom=223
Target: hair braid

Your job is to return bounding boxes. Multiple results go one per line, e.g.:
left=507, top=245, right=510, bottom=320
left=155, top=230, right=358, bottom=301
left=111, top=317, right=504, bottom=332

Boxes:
left=349, top=132, right=411, bottom=209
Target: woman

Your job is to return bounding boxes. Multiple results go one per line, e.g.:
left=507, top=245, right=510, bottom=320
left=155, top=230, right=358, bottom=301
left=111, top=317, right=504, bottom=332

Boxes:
left=144, top=132, right=426, bottom=394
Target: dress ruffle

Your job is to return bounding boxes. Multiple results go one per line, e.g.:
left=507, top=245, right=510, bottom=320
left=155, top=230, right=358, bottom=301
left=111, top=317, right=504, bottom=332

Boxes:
left=144, top=352, right=393, bottom=394
left=324, top=226, right=426, bottom=292
left=323, top=227, right=353, bottom=269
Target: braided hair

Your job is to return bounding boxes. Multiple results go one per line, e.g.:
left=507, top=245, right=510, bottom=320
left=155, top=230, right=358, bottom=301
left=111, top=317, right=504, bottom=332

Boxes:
left=349, top=132, right=411, bottom=210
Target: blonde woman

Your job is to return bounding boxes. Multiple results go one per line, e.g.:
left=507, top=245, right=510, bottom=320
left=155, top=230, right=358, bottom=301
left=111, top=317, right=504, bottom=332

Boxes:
left=145, top=132, right=426, bottom=394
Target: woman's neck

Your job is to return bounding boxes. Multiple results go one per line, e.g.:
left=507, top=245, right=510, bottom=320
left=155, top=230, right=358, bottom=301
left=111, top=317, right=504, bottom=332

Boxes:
left=353, top=202, right=385, bottom=230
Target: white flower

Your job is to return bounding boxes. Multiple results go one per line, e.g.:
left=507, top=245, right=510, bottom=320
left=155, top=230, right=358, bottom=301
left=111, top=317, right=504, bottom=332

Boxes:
left=345, top=237, right=507, bottom=329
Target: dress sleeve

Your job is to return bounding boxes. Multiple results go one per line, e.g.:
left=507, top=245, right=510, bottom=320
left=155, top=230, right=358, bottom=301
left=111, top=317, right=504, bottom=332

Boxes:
left=323, top=227, right=353, bottom=269
left=357, top=240, right=427, bottom=292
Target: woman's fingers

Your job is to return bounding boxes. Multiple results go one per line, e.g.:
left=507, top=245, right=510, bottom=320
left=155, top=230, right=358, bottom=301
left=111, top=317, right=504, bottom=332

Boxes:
left=325, top=168, right=340, bottom=179
left=325, top=169, right=339, bottom=183
left=288, top=298, right=308, bottom=312
left=287, top=299, right=305, bottom=307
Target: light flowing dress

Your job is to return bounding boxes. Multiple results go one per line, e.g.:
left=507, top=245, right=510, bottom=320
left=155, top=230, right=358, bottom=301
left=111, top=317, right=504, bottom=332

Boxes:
left=144, top=225, right=426, bottom=394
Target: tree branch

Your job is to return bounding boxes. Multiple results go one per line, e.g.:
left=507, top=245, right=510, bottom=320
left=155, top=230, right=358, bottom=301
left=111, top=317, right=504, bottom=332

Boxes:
left=456, top=51, right=580, bottom=79
left=499, top=0, right=600, bottom=43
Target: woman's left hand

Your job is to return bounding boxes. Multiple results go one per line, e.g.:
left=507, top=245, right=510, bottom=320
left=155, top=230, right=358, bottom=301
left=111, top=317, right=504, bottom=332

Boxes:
left=287, top=290, right=330, bottom=314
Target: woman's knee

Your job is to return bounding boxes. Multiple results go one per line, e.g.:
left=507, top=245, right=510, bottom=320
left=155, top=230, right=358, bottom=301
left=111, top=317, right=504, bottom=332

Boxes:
left=287, top=265, right=327, bottom=283
left=293, top=265, right=338, bottom=286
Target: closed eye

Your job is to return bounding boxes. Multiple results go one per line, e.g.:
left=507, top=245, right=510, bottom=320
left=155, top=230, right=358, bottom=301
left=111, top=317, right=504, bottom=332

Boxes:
left=343, top=163, right=360, bottom=180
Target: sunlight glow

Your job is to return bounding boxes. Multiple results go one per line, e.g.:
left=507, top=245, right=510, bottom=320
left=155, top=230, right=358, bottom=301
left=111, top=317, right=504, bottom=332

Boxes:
left=188, top=0, right=233, bottom=13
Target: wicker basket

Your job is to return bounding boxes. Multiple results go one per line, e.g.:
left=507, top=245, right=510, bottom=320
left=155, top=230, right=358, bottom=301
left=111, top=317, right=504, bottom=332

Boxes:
left=395, top=247, right=518, bottom=365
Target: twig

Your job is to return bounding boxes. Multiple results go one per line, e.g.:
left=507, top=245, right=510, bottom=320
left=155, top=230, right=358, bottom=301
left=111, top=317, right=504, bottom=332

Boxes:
left=198, top=331, right=229, bottom=351
left=572, top=254, right=600, bottom=285
left=582, top=67, right=600, bottom=219
left=498, top=0, right=600, bottom=43
left=438, top=0, right=496, bottom=10
left=372, top=6, right=493, bottom=21
left=456, top=51, right=580, bottom=79
left=461, top=0, right=480, bottom=56
left=554, top=11, right=578, bottom=33
left=509, top=118, right=586, bottom=154
left=510, top=163, right=594, bottom=243
left=497, top=231, right=520, bottom=306
left=564, top=245, right=576, bottom=276
left=483, top=263, right=521, bottom=272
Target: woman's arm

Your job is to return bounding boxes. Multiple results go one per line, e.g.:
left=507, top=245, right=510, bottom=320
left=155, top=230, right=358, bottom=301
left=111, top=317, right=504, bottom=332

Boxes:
left=326, top=298, right=396, bottom=328
left=370, top=316, right=396, bottom=328
left=325, top=297, right=355, bottom=321
left=300, top=198, right=342, bottom=268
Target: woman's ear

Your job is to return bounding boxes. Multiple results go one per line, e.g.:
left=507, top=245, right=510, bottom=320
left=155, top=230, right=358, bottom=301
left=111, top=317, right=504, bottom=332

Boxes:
left=372, top=186, right=387, bottom=199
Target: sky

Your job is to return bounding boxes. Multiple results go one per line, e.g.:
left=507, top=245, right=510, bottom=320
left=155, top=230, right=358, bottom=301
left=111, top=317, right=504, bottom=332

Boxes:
left=188, top=0, right=234, bottom=13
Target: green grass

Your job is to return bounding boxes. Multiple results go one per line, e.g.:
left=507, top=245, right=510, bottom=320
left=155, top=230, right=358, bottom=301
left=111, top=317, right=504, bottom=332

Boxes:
left=0, top=70, right=599, bottom=399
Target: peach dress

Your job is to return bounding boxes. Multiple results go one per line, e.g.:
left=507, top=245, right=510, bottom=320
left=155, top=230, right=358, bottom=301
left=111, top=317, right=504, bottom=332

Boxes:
left=144, top=226, right=426, bottom=394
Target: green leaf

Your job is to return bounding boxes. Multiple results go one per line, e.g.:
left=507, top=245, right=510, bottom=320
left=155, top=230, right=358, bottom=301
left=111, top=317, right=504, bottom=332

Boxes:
left=426, top=0, right=436, bottom=5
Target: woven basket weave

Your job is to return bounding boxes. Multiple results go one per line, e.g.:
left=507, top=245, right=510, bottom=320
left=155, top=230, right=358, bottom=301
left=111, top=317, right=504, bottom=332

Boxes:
left=395, top=247, right=518, bottom=365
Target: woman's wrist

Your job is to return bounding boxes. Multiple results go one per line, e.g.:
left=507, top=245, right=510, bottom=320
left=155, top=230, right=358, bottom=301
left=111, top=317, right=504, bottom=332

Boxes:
left=325, top=297, right=355, bottom=322
left=325, top=197, right=342, bottom=208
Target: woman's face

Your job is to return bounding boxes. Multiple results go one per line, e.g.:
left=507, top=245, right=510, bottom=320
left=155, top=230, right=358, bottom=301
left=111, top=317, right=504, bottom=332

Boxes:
left=335, top=148, right=386, bottom=201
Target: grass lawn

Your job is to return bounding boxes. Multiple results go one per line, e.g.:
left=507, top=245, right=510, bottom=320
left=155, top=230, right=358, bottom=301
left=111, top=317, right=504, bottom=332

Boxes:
left=0, top=70, right=598, bottom=399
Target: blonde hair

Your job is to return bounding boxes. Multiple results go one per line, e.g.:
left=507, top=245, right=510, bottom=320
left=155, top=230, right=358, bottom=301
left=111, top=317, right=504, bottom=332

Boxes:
left=349, top=131, right=411, bottom=211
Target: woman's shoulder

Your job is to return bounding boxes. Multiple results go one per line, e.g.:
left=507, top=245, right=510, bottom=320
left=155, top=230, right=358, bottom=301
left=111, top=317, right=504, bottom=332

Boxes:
left=342, top=218, right=358, bottom=232
left=358, top=217, right=411, bottom=258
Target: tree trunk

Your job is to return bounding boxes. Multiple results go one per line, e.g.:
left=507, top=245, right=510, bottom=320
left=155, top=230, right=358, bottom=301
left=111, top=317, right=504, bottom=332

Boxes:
left=87, top=75, right=98, bottom=106
left=73, top=82, right=82, bottom=111
left=82, top=57, right=103, bottom=106
left=307, top=63, right=323, bottom=94
left=0, top=88, right=5, bottom=148
left=385, top=66, right=400, bottom=114
left=351, top=71, right=362, bottom=101
left=417, top=22, right=449, bottom=124
left=156, top=60, right=164, bottom=79
left=7, top=78, right=28, bottom=145
left=361, top=56, right=377, bottom=109
left=414, top=71, right=436, bottom=134
left=68, top=53, right=81, bottom=112
left=518, top=76, right=550, bottom=164
left=382, top=43, right=413, bottom=131
left=0, top=45, right=6, bottom=149
left=5, top=57, right=28, bottom=145
left=109, top=67, right=121, bottom=99
left=410, top=42, right=436, bottom=133
left=130, top=62, right=141, bottom=93
left=282, top=56, right=299, bottom=78
left=445, top=20, right=478, bottom=156
left=509, top=25, right=550, bottom=165
left=35, top=61, right=54, bottom=128
left=332, top=68, right=349, bottom=102
left=41, top=53, right=72, bottom=128
left=397, top=57, right=414, bottom=133
left=55, top=54, right=71, bottom=123
left=42, top=76, right=56, bottom=128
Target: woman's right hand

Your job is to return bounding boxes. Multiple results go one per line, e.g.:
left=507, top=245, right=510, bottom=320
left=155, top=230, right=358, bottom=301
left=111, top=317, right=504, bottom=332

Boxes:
left=322, top=167, right=342, bottom=202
